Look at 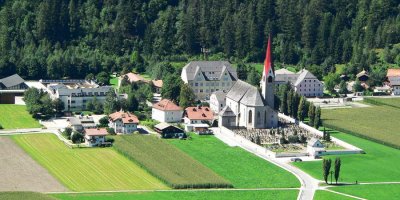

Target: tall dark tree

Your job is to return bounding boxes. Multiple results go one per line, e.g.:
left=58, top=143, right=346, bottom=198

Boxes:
left=323, top=158, right=332, bottom=184
left=334, top=157, right=341, bottom=184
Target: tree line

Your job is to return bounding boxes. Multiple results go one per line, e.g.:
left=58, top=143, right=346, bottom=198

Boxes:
left=0, top=0, right=399, bottom=81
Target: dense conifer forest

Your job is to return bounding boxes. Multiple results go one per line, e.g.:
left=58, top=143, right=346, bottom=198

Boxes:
left=0, top=0, right=399, bottom=81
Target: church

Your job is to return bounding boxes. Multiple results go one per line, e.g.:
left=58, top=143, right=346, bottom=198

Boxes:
left=219, top=36, right=278, bottom=129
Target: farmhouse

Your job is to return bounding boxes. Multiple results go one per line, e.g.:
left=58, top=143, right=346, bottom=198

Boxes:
left=181, top=61, right=237, bottom=100
left=0, top=74, right=28, bottom=104
left=183, top=106, right=213, bottom=125
left=108, top=111, right=139, bottom=134
left=307, top=138, right=326, bottom=157
left=154, top=122, right=186, bottom=139
left=42, top=79, right=113, bottom=111
left=152, top=99, right=183, bottom=123
left=209, top=91, right=226, bottom=114
left=387, top=69, right=400, bottom=95
left=84, top=128, right=108, bottom=147
left=275, top=69, right=324, bottom=97
left=219, top=36, right=278, bottom=129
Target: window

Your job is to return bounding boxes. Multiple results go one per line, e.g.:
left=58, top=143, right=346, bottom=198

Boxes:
left=257, top=111, right=261, bottom=124
left=248, top=110, right=252, bottom=124
left=100, top=92, right=104, bottom=95
left=195, top=83, right=198, bottom=86
left=268, top=76, right=273, bottom=83
left=200, top=89, right=203, bottom=93
left=211, top=89, right=214, bottom=92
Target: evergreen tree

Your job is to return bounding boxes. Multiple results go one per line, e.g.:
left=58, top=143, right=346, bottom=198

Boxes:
left=103, top=90, right=118, bottom=115
left=179, top=83, right=196, bottom=108
left=334, top=157, right=341, bottom=184
left=308, top=103, right=315, bottom=126
left=314, top=106, right=321, bottom=129
left=323, top=158, right=332, bottom=184
left=298, top=96, right=306, bottom=121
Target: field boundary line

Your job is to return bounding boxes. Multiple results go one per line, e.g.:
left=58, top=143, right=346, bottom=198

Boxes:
left=323, top=189, right=366, bottom=200
left=45, top=187, right=299, bottom=194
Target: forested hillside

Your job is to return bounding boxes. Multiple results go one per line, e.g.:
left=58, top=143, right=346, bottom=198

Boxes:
left=0, top=0, right=399, bottom=80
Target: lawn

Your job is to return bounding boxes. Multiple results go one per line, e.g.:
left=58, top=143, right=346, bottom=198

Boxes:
left=364, top=97, right=400, bottom=108
left=330, top=184, right=400, bottom=199
left=322, top=104, right=400, bottom=148
left=313, top=190, right=354, bottom=200
left=13, top=134, right=168, bottom=191
left=0, top=104, right=41, bottom=129
left=293, top=128, right=400, bottom=183
left=109, top=76, right=118, bottom=89
left=53, top=190, right=299, bottom=200
left=0, top=192, right=57, bottom=200
left=113, top=135, right=231, bottom=189
left=168, top=134, right=300, bottom=188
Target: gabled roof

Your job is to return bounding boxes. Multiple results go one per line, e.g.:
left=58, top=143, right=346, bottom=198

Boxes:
left=308, top=138, right=324, bottom=147
left=356, top=69, right=369, bottom=78
left=0, top=74, right=25, bottom=88
left=211, top=91, right=226, bottom=102
left=85, top=128, right=108, bottom=136
left=109, top=111, right=139, bottom=124
left=124, top=73, right=148, bottom=83
left=294, top=69, right=320, bottom=86
left=219, top=106, right=236, bottom=117
left=263, top=35, right=274, bottom=77
left=226, top=80, right=266, bottom=107
left=181, top=61, right=237, bottom=82
left=275, top=68, right=295, bottom=75
left=153, top=99, right=182, bottom=111
left=152, top=80, right=163, bottom=88
left=184, top=106, right=213, bottom=120
left=154, top=122, right=183, bottom=131
left=387, top=69, right=400, bottom=77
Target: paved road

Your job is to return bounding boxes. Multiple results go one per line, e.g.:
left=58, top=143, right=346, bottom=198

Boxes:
left=212, top=128, right=320, bottom=200
left=0, top=128, right=50, bottom=135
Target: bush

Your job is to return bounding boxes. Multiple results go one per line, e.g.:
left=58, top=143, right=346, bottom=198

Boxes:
left=99, top=116, right=109, bottom=127
left=105, top=136, right=115, bottom=143
left=71, top=131, right=84, bottom=144
left=288, top=135, right=299, bottom=143
left=62, top=127, right=73, bottom=140
left=106, top=127, right=116, bottom=135
left=0, top=124, right=3, bottom=129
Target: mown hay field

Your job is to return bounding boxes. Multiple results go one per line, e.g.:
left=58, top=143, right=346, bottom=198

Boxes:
left=168, top=134, right=300, bottom=188
left=0, top=192, right=57, bottom=200
left=322, top=101, right=400, bottom=148
left=113, top=135, right=232, bottom=189
left=13, top=134, right=167, bottom=191
left=0, top=104, right=41, bottom=129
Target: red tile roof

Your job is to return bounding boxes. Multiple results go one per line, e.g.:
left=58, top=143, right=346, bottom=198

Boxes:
left=153, top=99, right=182, bottom=111
left=109, top=111, right=139, bottom=124
left=85, top=128, right=108, bottom=136
left=152, top=79, right=163, bottom=88
left=387, top=69, right=400, bottom=77
left=185, top=106, right=213, bottom=120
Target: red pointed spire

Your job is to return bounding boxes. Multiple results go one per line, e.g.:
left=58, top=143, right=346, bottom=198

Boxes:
left=264, top=35, right=273, bottom=77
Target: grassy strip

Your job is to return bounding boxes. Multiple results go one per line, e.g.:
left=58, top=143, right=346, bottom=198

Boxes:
left=0, top=192, right=57, bottom=200
left=113, top=135, right=232, bottom=189
left=330, top=184, right=400, bottom=199
left=168, top=134, right=300, bottom=188
left=53, top=190, right=299, bottom=200
left=13, top=134, right=167, bottom=191
left=363, top=97, right=400, bottom=109
left=0, top=105, right=41, bottom=129
left=313, top=190, right=355, bottom=200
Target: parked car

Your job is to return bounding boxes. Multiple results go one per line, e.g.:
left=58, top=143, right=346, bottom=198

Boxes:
left=290, top=158, right=302, bottom=162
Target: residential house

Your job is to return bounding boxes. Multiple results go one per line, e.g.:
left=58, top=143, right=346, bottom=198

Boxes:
left=275, top=69, right=324, bottom=97
left=219, top=36, right=278, bottom=129
left=84, top=128, right=108, bottom=147
left=108, top=111, right=139, bottom=134
left=183, top=106, right=214, bottom=125
left=209, top=91, right=226, bottom=114
left=181, top=61, right=237, bottom=100
left=67, top=116, right=96, bottom=132
left=152, top=99, right=183, bottom=123
left=307, top=138, right=326, bottom=157
left=0, top=74, right=28, bottom=104
left=152, top=80, right=163, bottom=93
left=42, top=79, right=113, bottom=111
left=357, top=69, right=369, bottom=82
left=154, top=122, right=186, bottom=139
left=387, top=69, right=400, bottom=95
left=122, top=72, right=148, bottom=84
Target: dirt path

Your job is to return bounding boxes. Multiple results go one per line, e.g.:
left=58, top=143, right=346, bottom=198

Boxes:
left=0, top=137, right=67, bottom=192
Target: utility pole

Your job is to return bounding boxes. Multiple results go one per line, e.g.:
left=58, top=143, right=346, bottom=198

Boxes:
left=201, top=47, right=210, bottom=61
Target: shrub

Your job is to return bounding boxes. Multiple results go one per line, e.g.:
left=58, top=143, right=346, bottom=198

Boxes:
left=105, top=136, right=115, bottom=143
left=0, top=124, right=3, bottom=129
left=62, top=127, right=73, bottom=140
left=98, top=116, right=109, bottom=127
left=288, top=135, right=299, bottom=143
left=71, top=131, right=84, bottom=144
left=106, top=127, right=116, bottom=135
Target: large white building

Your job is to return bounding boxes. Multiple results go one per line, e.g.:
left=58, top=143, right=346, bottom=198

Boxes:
left=181, top=61, right=237, bottom=100
left=275, top=69, right=324, bottom=97
left=219, top=37, right=278, bottom=129
left=152, top=99, right=183, bottom=123
left=42, top=79, right=113, bottom=111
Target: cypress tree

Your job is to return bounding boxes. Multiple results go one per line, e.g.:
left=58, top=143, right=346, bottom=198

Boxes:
left=314, top=106, right=321, bottom=129
left=308, top=103, right=315, bottom=126
left=334, top=157, right=341, bottom=184
left=323, top=158, right=332, bottom=184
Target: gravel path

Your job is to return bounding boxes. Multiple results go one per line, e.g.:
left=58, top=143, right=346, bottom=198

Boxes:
left=0, top=137, right=67, bottom=192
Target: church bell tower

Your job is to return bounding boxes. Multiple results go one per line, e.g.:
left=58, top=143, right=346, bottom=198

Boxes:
left=261, top=35, right=275, bottom=108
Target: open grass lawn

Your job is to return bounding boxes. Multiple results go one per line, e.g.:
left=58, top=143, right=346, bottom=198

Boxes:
left=168, top=134, right=300, bottom=188
left=0, top=192, right=57, bottom=200
left=113, top=135, right=231, bottom=189
left=330, top=184, right=400, bottom=199
left=364, top=97, right=400, bottom=108
left=322, top=104, right=400, bottom=148
left=13, top=134, right=168, bottom=191
left=109, top=77, right=118, bottom=89
left=313, top=190, right=354, bottom=200
left=293, top=128, right=400, bottom=183
left=0, top=104, right=41, bottom=129
left=53, top=190, right=299, bottom=200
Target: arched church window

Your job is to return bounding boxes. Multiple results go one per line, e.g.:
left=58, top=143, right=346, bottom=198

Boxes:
left=268, top=76, right=273, bottom=83
left=257, top=111, right=261, bottom=124
left=248, top=110, right=252, bottom=124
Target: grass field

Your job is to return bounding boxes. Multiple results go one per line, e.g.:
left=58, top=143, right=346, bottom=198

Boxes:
left=0, top=105, right=41, bottom=129
left=13, top=134, right=168, bottom=191
left=109, top=77, right=118, bottom=89
left=322, top=104, right=400, bottom=148
left=364, top=97, right=400, bottom=108
left=313, top=190, right=354, bottom=200
left=293, top=128, right=400, bottom=183
left=113, top=135, right=231, bottom=189
left=0, top=192, right=57, bottom=200
left=168, top=134, right=300, bottom=188
left=53, top=190, right=299, bottom=200
left=330, top=184, right=400, bottom=199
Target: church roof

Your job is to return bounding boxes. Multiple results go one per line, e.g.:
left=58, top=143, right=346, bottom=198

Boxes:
left=226, top=80, right=266, bottom=107
left=181, top=61, right=237, bottom=82
left=263, top=36, right=274, bottom=77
